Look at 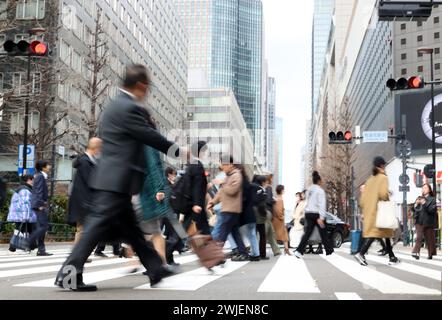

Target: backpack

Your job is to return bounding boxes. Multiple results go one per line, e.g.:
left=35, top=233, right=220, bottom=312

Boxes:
left=169, top=167, right=192, bottom=214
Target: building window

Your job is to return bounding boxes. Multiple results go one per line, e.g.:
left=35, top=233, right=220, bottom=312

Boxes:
left=418, top=65, right=424, bottom=72
left=417, top=35, right=423, bottom=42
left=435, top=17, right=440, bottom=24
left=16, top=0, right=45, bottom=20
left=401, top=53, right=407, bottom=60
left=401, top=68, right=407, bottom=75
left=401, top=38, right=406, bottom=45
left=436, top=48, right=441, bottom=55
left=418, top=51, right=423, bottom=57
left=436, top=63, right=441, bottom=70
left=435, top=32, right=440, bottom=39
left=10, top=112, right=40, bottom=135
left=417, top=21, right=423, bottom=27
left=0, top=0, right=7, bottom=20
left=400, top=23, right=406, bottom=30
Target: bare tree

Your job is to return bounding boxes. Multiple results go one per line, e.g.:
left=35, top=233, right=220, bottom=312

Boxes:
left=320, top=97, right=354, bottom=222
left=0, top=0, right=18, bottom=34
left=78, top=9, right=110, bottom=141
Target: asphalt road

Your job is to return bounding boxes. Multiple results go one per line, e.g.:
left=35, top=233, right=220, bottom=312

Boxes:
left=0, top=242, right=441, bottom=300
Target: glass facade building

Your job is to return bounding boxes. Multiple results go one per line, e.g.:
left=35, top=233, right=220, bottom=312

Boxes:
left=312, top=0, right=334, bottom=115
left=175, top=0, right=263, bottom=135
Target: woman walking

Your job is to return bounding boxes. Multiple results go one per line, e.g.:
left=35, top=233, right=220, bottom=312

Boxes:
left=294, top=171, right=334, bottom=258
left=7, top=175, right=36, bottom=252
left=411, top=183, right=438, bottom=260
left=290, top=191, right=306, bottom=249
left=272, top=185, right=291, bottom=255
left=355, top=157, right=399, bottom=266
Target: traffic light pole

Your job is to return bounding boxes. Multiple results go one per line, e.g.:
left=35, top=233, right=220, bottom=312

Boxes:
left=22, top=52, right=31, bottom=176
left=430, top=52, right=437, bottom=201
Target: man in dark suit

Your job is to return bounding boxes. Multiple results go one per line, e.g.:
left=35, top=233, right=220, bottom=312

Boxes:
left=29, top=160, right=53, bottom=256
left=187, top=141, right=210, bottom=235
left=55, top=64, right=181, bottom=291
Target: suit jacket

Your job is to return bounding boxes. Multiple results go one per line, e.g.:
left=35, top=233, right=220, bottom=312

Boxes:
left=187, top=160, right=207, bottom=208
left=31, top=172, right=48, bottom=210
left=67, top=154, right=95, bottom=226
left=90, top=92, right=178, bottom=195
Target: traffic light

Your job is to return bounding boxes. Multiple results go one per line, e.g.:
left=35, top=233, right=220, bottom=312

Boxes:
left=3, top=40, right=48, bottom=56
left=329, top=131, right=352, bottom=145
left=386, top=76, right=424, bottom=91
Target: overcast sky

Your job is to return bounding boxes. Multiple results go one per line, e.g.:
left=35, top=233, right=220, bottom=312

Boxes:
left=262, top=0, right=314, bottom=210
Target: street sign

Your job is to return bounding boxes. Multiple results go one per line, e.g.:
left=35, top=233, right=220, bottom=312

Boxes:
left=396, top=139, right=412, bottom=156
left=58, top=145, right=65, bottom=157
left=399, top=186, right=410, bottom=192
left=18, top=144, right=35, bottom=176
left=399, top=174, right=410, bottom=185
left=363, top=131, right=389, bottom=143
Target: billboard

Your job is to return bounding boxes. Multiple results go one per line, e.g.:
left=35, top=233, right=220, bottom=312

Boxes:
left=395, top=88, right=442, bottom=156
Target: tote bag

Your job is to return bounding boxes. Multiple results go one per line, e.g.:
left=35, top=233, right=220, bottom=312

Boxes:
left=376, top=201, right=399, bottom=229
left=9, top=223, right=30, bottom=251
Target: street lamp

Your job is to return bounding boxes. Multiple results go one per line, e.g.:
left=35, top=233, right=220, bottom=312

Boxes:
left=21, top=28, right=46, bottom=176
left=417, top=47, right=437, bottom=200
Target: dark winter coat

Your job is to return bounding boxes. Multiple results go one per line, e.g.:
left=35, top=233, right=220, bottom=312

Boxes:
left=412, top=195, right=438, bottom=228
left=67, top=154, right=96, bottom=226
left=240, top=179, right=258, bottom=226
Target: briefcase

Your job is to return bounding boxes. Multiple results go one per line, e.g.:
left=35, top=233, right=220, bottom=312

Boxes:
left=188, top=235, right=226, bottom=270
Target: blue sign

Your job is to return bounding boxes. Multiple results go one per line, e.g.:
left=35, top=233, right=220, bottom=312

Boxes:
left=18, top=144, right=35, bottom=176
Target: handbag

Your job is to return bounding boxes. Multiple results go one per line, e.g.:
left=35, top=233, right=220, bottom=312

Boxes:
left=9, top=222, right=30, bottom=251
left=376, top=201, right=399, bottom=229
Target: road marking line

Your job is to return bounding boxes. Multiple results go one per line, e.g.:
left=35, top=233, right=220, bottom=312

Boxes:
left=135, top=260, right=249, bottom=291
left=14, top=254, right=200, bottom=287
left=0, top=248, right=73, bottom=256
left=0, top=251, right=114, bottom=263
left=320, top=253, right=440, bottom=295
left=335, top=292, right=362, bottom=300
left=364, top=254, right=442, bottom=281
left=258, top=255, right=320, bottom=293
left=0, top=257, right=134, bottom=278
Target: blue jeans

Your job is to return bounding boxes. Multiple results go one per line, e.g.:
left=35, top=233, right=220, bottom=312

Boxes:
left=244, top=223, right=259, bottom=257
left=211, top=209, right=237, bottom=249
left=216, top=213, right=247, bottom=255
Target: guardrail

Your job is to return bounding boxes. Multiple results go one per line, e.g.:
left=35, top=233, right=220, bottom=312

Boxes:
left=0, top=221, right=75, bottom=243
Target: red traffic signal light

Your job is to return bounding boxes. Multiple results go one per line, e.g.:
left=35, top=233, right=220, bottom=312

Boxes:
left=30, top=41, right=48, bottom=55
left=329, top=131, right=352, bottom=145
left=408, top=76, right=424, bottom=89
left=386, top=76, right=424, bottom=91
left=3, top=40, right=48, bottom=56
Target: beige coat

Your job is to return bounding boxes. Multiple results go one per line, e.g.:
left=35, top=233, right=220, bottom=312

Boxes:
left=292, top=200, right=306, bottom=231
left=360, top=173, right=394, bottom=238
left=272, top=196, right=288, bottom=242
left=211, top=168, right=243, bottom=214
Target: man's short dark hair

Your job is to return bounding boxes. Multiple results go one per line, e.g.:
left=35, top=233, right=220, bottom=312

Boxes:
left=122, top=64, right=151, bottom=88
left=35, top=160, right=50, bottom=172
left=191, top=141, right=207, bottom=158
left=165, top=167, right=177, bottom=177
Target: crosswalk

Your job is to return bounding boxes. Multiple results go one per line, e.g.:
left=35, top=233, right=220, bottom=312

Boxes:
left=0, top=244, right=441, bottom=299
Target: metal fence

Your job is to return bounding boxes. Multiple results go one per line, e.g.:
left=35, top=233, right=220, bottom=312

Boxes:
left=0, top=221, right=75, bottom=243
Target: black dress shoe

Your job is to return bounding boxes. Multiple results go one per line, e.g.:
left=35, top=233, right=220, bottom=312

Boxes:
left=54, top=275, right=97, bottom=292
left=37, top=251, right=53, bottom=256
left=94, top=252, right=108, bottom=258
left=260, top=256, right=270, bottom=260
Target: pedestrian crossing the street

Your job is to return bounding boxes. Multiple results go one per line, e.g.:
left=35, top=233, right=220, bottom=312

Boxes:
left=0, top=245, right=441, bottom=299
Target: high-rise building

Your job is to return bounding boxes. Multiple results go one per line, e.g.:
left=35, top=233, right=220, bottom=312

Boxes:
left=0, top=0, right=188, bottom=176
left=265, top=76, right=276, bottom=172
left=274, top=116, right=283, bottom=186
left=175, top=0, right=264, bottom=138
left=185, top=88, right=254, bottom=176
left=312, top=0, right=334, bottom=116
